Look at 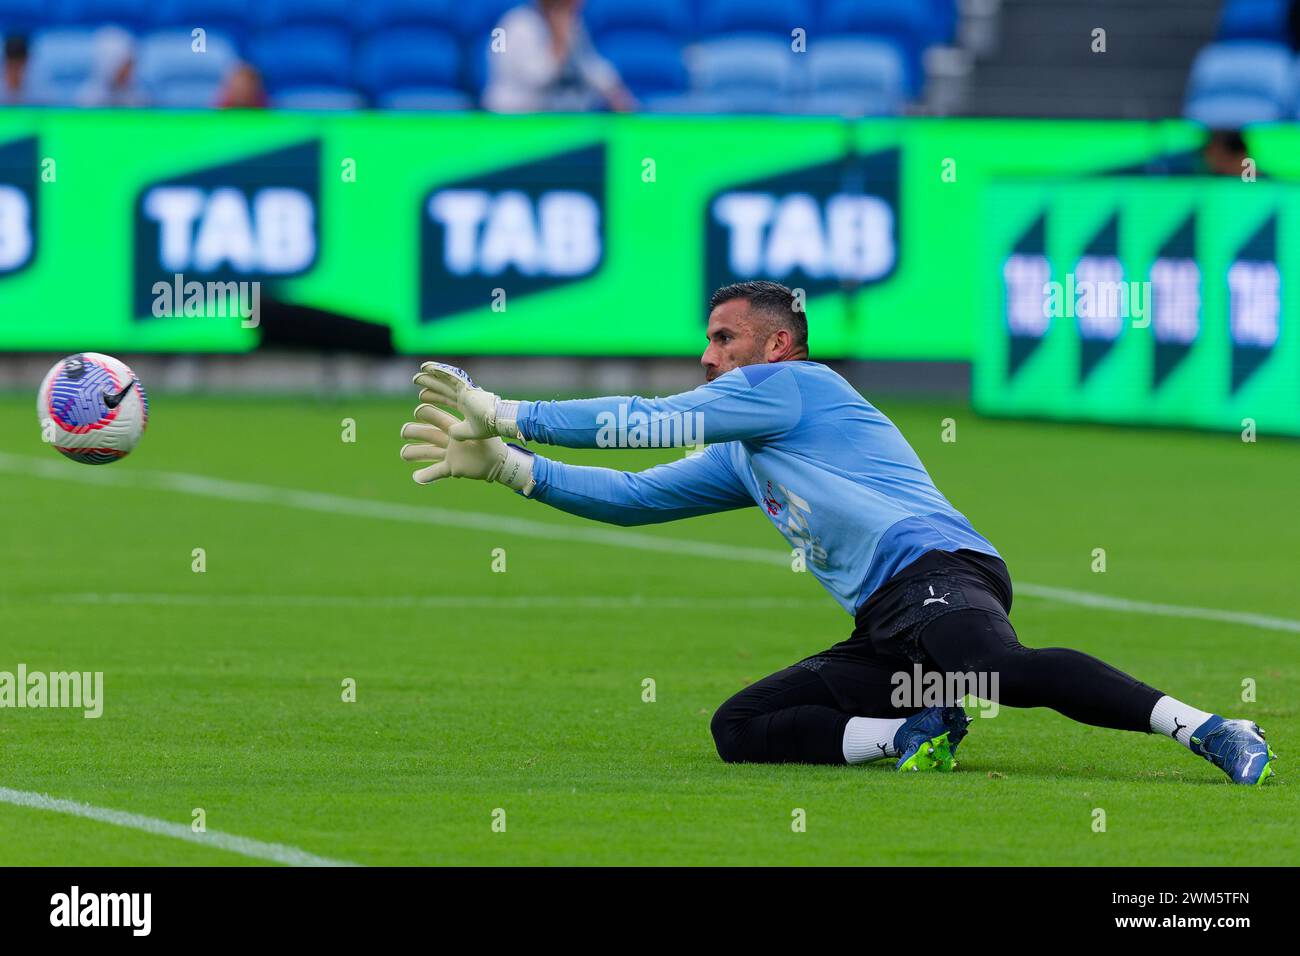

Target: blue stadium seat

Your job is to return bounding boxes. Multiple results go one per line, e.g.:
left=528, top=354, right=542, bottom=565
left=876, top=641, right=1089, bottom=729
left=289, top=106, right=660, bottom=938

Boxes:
left=583, top=0, right=692, bottom=37
left=147, top=81, right=219, bottom=107
left=821, top=0, right=928, bottom=39
left=454, top=0, right=518, bottom=41
left=1188, top=92, right=1286, bottom=125
left=375, top=88, right=471, bottom=110
left=1217, top=0, right=1289, bottom=43
left=153, top=0, right=254, bottom=48
left=804, top=37, right=906, bottom=116
left=597, top=30, right=686, bottom=98
left=355, top=27, right=461, bottom=101
left=456, top=0, right=517, bottom=98
left=465, top=32, right=491, bottom=98
left=583, top=0, right=690, bottom=103
left=359, top=0, right=456, bottom=32
left=699, top=0, right=809, bottom=37
left=821, top=0, right=928, bottom=93
left=249, top=24, right=352, bottom=93
left=925, top=0, right=958, bottom=47
left=270, top=85, right=365, bottom=109
left=54, top=0, right=150, bottom=31
left=682, top=36, right=796, bottom=112
left=23, top=28, right=98, bottom=105
left=1184, top=41, right=1292, bottom=125
left=136, top=29, right=237, bottom=108
left=254, top=0, right=354, bottom=30
left=638, top=92, right=725, bottom=114
left=0, top=0, right=47, bottom=34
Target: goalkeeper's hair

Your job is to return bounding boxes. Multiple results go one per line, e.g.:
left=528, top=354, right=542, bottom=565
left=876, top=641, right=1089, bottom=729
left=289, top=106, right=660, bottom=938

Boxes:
left=708, top=280, right=808, bottom=355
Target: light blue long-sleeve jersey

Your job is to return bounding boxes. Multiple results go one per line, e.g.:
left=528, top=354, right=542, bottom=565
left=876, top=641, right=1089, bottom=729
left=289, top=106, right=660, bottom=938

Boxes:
left=515, top=361, right=1000, bottom=615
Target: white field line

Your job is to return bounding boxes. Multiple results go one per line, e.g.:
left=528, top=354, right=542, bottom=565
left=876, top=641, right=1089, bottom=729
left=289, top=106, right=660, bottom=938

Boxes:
left=33, top=589, right=1300, bottom=633
left=2, top=452, right=1298, bottom=634
left=40, top=592, right=827, bottom=611
left=0, top=452, right=782, bottom=566
left=1014, top=583, right=1300, bottom=634
left=0, top=786, right=359, bottom=867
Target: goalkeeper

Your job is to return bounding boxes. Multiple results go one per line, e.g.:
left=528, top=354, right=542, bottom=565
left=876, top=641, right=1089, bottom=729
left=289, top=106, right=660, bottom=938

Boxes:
left=400, top=281, right=1276, bottom=784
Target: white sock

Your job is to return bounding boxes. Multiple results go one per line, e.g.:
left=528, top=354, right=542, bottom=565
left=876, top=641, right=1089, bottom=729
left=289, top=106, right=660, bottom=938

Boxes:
left=1149, top=695, right=1216, bottom=750
left=842, top=716, right=907, bottom=764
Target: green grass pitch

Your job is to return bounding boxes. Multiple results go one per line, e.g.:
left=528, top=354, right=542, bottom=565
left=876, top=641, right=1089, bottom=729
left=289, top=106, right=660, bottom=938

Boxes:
left=0, top=392, right=1295, bottom=866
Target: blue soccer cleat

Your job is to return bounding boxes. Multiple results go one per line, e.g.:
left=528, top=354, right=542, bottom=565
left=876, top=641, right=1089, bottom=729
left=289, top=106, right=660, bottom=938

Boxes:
left=1189, top=716, right=1278, bottom=786
left=894, top=706, right=972, bottom=773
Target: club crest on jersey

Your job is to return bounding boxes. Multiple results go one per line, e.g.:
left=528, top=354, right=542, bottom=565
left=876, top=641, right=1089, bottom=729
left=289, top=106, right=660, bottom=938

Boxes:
left=766, top=480, right=829, bottom=569
left=763, top=481, right=783, bottom=516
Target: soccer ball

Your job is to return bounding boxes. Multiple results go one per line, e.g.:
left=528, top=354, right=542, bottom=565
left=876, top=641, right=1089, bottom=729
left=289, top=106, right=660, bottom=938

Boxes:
left=37, top=353, right=149, bottom=464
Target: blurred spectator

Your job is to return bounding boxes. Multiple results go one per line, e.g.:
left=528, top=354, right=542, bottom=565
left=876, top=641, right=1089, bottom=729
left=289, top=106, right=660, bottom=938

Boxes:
left=1202, top=128, right=1252, bottom=176
left=77, top=27, right=144, bottom=107
left=3, top=34, right=28, bottom=105
left=483, top=0, right=636, bottom=113
left=1122, top=128, right=1261, bottom=178
left=217, top=62, right=268, bottom=109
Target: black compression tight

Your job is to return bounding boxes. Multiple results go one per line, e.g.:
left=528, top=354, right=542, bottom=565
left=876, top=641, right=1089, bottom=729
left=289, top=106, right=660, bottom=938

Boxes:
left=710, top=609, right=1166, bottom=764
left=918, top=609, right=1164, bottom=733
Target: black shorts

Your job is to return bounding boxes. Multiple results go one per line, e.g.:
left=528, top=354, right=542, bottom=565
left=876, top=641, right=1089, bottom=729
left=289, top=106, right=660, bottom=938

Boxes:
left=805, top=548, right=1013, bottom=667
left=715, top=545, right=1161, bottom=746
left=786, top=549, right=1013, bottom=715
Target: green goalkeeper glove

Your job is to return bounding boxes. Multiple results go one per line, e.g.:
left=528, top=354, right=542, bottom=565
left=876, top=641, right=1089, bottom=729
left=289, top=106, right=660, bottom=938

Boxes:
left=400, top=403, right=535, bottom=492
left=412, top=362, right=521, bottom=441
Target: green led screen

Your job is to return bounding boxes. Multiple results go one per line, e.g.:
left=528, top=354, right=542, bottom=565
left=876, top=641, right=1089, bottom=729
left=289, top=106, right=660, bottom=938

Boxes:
left=0, top=110, right=1187, bottom=360
left=974, top=176, right=1300, bottom=436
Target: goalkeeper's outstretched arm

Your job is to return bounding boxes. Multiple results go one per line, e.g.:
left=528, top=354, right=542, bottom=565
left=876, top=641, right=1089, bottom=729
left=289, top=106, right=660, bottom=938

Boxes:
left=415, top=362, right=802, bottom=448
left=527, top=444, right=752, bottom=527
left=400, top=402, right=754, bottom=527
